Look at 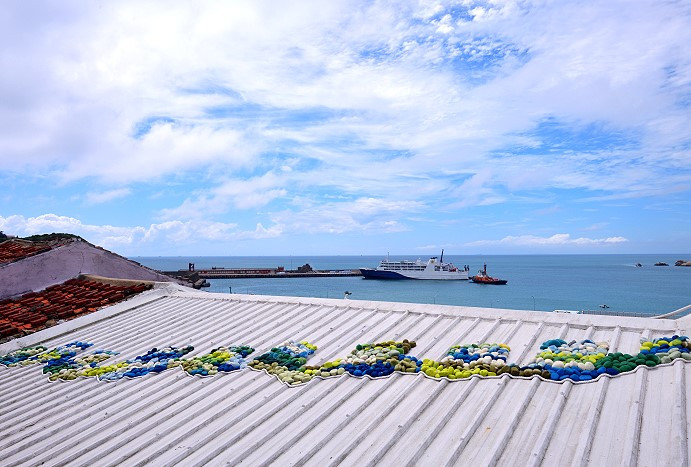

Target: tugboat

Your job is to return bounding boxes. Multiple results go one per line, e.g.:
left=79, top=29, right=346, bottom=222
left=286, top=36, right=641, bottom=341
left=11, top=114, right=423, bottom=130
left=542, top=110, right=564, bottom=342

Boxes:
left=470, top=264, right=507, bottom=285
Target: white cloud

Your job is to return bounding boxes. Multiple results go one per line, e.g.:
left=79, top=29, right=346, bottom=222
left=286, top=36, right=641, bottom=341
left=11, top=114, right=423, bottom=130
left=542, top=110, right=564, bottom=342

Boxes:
left=267, top=197, right=423, bottom=235
left=159, top=172, right=289, bottom=220
left=466, top=233, right=628, bottom=247
left=235, top=223, right=283, bottom=240
left=2, top=1, right=689, bottom=194
left=415, top=244, right=440, bottom=251
left=0, top=214, right=283, bottom=253
left=0, top=1, right=690, bottom=254
left=0, top=200, right=420, bottom=252
left=0, top=214, right=139, bottom=243
left=581, top=222, right=608, bottom=231
left=84, top=188, right=131, bottom=205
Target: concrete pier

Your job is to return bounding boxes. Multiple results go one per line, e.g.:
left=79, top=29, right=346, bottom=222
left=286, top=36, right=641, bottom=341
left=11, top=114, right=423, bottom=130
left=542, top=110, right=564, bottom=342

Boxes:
left=163, top=269, right=361, bottom=280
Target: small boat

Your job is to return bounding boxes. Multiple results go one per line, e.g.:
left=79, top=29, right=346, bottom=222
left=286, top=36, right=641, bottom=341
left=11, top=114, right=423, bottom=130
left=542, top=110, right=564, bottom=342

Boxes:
left=635, top=263, right=642, bottom=267
left=470, top=264, right=507, bottom=285
left=359, top=250, right=470, bottom=280
left=553, top=309, right=583, bottom=314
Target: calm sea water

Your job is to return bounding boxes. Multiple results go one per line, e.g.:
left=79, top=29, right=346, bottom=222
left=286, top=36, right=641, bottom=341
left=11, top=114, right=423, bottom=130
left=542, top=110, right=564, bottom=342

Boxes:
left=131, top=255, right=691, bottom=316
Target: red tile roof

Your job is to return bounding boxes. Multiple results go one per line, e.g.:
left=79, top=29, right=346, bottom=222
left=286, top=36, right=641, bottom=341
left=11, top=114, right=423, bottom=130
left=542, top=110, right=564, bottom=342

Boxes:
left=0, top=278, right=152, bottom=341
left=0, top=240, right=52, bottom=264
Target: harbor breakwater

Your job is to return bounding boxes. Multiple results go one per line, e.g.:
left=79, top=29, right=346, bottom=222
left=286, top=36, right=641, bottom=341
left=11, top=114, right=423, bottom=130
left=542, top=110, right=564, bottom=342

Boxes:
left=163, top=266, right=360, bottom=280
left=133, top=254, right=691, bottom=315
left=192, top=270, right=360, bottom=279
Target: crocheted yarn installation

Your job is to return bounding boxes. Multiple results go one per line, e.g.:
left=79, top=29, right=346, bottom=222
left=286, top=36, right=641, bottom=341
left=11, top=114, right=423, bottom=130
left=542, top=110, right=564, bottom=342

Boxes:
left=1, top=336, right=689, bottom=386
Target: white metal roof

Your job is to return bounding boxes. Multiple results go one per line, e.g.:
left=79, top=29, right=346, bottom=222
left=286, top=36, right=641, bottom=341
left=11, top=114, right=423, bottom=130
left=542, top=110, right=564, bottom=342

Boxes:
left=0, top=285, right=689, bottom=466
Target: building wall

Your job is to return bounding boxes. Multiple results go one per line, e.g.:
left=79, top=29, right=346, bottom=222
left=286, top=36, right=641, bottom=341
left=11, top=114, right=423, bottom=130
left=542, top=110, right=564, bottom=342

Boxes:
left=0, top=241, right=187, bottom=299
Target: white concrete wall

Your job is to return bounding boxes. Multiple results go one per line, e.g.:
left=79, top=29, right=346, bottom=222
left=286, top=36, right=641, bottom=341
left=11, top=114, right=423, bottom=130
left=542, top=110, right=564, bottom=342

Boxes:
left=0, top=241, right=188, bottom=299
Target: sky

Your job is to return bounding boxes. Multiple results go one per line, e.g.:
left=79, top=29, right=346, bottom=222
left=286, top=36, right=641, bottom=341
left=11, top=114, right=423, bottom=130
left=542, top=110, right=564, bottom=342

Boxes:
left=1, top=0, right=690, bottom=256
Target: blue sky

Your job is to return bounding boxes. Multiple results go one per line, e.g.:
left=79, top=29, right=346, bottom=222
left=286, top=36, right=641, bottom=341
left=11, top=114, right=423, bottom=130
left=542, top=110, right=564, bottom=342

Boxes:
left=1, top=0, right=690, bottom=255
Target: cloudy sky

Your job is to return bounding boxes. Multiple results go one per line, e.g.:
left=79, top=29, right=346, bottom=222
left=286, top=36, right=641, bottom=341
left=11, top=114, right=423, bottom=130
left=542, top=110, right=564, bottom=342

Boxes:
left=1, top=0, right=690, bottom=255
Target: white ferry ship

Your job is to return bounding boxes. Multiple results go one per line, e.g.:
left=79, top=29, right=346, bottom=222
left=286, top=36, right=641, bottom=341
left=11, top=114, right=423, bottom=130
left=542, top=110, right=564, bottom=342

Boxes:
left=360, top=252, right=469, bottom=280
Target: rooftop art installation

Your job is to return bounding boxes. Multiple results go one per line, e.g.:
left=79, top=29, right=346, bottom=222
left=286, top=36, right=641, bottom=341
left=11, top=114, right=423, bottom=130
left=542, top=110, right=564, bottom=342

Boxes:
left=2, top=336, right=689, bottom=386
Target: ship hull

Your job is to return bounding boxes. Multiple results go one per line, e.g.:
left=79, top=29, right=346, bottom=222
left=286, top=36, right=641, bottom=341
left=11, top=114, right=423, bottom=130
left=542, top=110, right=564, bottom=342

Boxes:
left=470, top=277, right=507, bottom=285
left=359, top=269, right=410, bottom=279
left=360, top=268, right=469, bottom=280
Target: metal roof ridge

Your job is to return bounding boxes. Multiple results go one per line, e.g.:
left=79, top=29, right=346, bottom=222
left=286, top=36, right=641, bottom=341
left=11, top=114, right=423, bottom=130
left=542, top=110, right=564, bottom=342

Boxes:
left=166, top=289, right=689, bottom=332
left=3, top=286, right=686, bottom=355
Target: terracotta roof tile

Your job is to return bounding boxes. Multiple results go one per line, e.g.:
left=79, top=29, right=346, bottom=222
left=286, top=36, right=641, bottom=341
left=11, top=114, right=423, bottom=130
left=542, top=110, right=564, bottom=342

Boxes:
left=0, top=240, right=52, bottom=264
left=0, top=278, right=152, bottom=340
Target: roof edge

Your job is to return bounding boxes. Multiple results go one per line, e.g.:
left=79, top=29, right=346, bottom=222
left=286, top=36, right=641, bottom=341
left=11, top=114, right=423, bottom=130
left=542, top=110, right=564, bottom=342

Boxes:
left=167, top=289, right=688, bottom=331
left=78, top=273, right=156, bottom=287
left=3, top=287, right=686, bottom=356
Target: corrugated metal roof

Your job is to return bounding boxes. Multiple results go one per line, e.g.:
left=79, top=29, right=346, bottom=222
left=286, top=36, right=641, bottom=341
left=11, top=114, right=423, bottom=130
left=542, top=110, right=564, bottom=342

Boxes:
left=0, top=285, right=689, bottom=466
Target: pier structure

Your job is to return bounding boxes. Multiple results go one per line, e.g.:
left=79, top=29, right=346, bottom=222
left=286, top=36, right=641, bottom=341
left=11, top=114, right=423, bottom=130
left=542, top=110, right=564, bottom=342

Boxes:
left=194, top=269, right=361, bottom=279
left=163, top=264, right=361, bottom=280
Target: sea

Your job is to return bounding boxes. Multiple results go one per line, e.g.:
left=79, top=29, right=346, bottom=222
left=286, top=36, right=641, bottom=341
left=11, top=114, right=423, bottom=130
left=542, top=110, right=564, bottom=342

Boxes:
left=130, top=254, right=691, bottom=317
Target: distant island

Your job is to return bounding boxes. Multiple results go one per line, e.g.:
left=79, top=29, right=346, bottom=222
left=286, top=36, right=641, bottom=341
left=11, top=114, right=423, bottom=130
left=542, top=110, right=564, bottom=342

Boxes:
left=676, top=259, right=691, bottom=267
